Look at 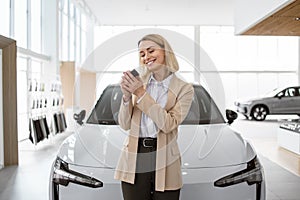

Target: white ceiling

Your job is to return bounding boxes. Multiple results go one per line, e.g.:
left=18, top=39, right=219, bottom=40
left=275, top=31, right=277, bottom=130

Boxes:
left=83, top=0, right=234, bottom=26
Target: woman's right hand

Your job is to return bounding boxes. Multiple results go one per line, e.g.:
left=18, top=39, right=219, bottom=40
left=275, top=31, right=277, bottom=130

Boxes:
left=120, top=72, right=132, bottom=102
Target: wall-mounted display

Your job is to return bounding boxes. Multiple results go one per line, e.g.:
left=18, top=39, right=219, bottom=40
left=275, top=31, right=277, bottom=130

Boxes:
left=26, top=74, right=67, bottom=145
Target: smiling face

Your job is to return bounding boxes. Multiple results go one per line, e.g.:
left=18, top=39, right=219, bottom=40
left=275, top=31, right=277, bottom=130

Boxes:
left=138, top=40, right=166, bottom=73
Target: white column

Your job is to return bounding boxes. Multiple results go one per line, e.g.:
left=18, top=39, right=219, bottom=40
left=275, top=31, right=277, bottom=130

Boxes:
left=0, top=49, right=3, bottom=169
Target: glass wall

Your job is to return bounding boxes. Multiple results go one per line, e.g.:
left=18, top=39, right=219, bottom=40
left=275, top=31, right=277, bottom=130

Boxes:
left=0, top=0, right=10, bottom=37
left=93, top=26, right=196, bottom=96
left=0, top=0, right=95, bottom=143
left=59, top=0, right=89, bottom=64
left=199, top=26, right=298, bottom=108
left=14, top=0, right=28, bottom=48
left=93, top=25, right=299, bottom=109
left=31, top=0, right=42, bottom=52
left=0, top=0, right=299, bottom=143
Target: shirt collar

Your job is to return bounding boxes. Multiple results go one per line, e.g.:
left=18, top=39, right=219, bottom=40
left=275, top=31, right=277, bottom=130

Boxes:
left=148, top=73, right=173, bottom=91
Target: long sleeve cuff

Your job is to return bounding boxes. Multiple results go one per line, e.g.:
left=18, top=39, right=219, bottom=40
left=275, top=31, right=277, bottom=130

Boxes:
left=122, top=95, right=131, bottom=106
left=136, top=92, right=147, bottom=104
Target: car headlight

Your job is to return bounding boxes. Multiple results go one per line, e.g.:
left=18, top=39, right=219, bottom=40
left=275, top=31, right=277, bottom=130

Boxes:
left=214, top=156, right=262, bottom=187
left=52, top=157, right=103, bottom=188
left=214, top=156, right=263, bottom=199
left=244, top=101, right=252, bottom=105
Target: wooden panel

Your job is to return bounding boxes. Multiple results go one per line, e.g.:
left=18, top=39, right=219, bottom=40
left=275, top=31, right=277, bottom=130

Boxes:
left=60, top=62, right=75, bottom=112
left=242, top=0, right=300, bottom=36
left=0, top=35, right=14, bottom=49
left=0, top=36, right=18, bottom=166
left=79, top=69, right=96, bottom=113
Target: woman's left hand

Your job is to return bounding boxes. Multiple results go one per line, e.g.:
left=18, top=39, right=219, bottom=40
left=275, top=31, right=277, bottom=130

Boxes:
left=122, top=71, right=145, bottom=98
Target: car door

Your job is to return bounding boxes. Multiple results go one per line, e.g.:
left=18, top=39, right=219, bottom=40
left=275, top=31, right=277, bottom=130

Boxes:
left=272, top=87, right=300, bottom=114
left=291, top=87, right=300, bottom=113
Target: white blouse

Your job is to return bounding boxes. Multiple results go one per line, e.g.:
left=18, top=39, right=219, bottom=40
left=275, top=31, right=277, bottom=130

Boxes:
left=139, top=73, right=173, bottom=138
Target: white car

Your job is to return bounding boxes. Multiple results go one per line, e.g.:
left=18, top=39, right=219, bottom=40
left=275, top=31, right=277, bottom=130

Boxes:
left=49, top=84, right=266, bottom=200
left=235, top=86, right=300, bottom=121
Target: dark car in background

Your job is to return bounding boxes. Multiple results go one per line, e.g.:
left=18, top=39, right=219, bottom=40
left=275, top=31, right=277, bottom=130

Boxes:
left=235, top=86, right=300, bottom=121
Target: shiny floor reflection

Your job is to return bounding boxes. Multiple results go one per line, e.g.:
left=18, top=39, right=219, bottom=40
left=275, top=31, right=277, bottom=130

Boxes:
left=0, top=117, right=300, bottom=200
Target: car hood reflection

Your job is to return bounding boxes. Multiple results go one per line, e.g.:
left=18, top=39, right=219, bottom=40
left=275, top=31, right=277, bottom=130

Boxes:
left=57, top=123, right=256, bottom=168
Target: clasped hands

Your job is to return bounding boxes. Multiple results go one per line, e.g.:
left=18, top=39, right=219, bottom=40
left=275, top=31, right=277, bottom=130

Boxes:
left=120, top=71, right=145, bottom=102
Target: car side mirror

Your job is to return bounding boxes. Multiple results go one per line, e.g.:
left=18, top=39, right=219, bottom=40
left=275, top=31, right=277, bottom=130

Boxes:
left=73, top=110, right=86, bottom=125
left=226, top=109, right=238, bottom=125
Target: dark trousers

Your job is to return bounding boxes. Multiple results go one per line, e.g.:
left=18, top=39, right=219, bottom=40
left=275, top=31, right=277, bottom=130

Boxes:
left=121, top=138, right=180, bottom=200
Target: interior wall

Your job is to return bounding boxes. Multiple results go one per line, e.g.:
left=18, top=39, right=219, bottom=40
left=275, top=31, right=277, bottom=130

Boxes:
left=0, top=49, right=3, bottom=169
left=79, top=69, right=96, bottom=114
left=60, top=61, right=75, bottom=112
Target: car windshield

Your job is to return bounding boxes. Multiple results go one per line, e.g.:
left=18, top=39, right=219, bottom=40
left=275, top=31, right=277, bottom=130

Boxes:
left=86, top=85, right=225, bottom=125
left=264, top=87, right=286, bottom=97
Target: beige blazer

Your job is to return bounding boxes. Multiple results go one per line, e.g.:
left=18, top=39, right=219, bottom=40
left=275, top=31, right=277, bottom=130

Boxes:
left=114, top=73, right=194, bottom=192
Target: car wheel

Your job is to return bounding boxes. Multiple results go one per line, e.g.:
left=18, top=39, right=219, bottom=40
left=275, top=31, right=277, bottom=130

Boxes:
left=251, top=105, right=268, bottom=121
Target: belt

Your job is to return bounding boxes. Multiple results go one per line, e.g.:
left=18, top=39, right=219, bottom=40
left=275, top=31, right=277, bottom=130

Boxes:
left=139, top=137, right=157, bottom=148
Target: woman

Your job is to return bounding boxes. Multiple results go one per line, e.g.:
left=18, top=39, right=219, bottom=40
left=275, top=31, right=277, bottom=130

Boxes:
left=115, top=34, right=194, bottom=200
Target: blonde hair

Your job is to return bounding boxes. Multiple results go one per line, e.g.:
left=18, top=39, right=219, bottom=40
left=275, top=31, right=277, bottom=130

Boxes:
left=138, top=34, right=179, bottom=74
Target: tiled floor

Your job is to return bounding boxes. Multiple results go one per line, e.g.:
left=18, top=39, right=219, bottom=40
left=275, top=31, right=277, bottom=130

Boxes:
left=232, top=116, right=300, bottom=200
left=232, top=116, right=300, bottom=177
left=0, top=116, right=300, bottom=200
left=259, top=156, right=300, bottom=200
left=0, top=131, right=73, bottom=200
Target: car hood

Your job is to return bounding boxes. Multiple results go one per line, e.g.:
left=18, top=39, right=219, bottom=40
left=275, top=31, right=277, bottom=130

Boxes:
left=178, top=124, right=256, bottom=168
left=57, top=123, right=256, bottom=168
left=235, top=97, right=257, bottom=103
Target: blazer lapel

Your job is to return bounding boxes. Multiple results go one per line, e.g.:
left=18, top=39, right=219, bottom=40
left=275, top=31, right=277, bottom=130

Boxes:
left=164, top=75, right=178, bottom=111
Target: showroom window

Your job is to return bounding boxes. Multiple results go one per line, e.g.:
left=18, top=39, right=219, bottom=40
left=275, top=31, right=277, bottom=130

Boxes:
left=1, top=0, right=96, bottom=142
left=199, top=26, right=299, bottom=108
left=69, top=1, right=75, bottom=60
left=93, top=25, right=299, bottom=103
left=80, top=14, right=87, bottom=63
left=14, top=0, right=28, bottom=48
left=75, top=7, right=81, bottom=64
left=0, top=0, right=10, bottom=37
left=3, top=0, right=43, bottom=53
left=93, top=26, right=196, bottom=96
left=59, top=0, right=70, bottom=61
left=30, top=0, right=42, bottom=52
left=58, top=0, right=91, bottom=63
left=2, top=0, right=59, bottom=142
